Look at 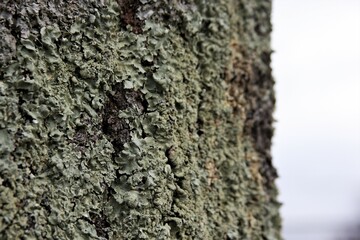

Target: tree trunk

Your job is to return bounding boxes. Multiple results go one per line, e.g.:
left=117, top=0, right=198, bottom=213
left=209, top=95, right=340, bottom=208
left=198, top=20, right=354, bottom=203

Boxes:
left=0, top=0, right=280, bottom=239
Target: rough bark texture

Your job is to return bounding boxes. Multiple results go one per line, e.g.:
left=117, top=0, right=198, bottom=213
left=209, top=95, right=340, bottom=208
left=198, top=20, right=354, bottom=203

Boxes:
left=0, top=0, right=281, bottom=239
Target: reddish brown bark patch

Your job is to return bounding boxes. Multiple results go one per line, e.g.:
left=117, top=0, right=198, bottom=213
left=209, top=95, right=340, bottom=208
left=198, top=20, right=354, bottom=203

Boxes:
left=205, top=159, right=219, bottom=187
left=225, top=42, right=251, bottom=118
left=116, top=0, right=144, bottom=34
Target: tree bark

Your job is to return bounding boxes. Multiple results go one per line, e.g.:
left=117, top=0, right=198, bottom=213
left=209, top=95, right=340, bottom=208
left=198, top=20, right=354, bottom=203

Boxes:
left=0, top=0, right=281, bottom=239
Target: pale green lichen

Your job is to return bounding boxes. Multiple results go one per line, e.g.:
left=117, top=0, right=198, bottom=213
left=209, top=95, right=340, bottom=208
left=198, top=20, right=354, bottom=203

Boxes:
left=0, top=0, right=280, bottom=239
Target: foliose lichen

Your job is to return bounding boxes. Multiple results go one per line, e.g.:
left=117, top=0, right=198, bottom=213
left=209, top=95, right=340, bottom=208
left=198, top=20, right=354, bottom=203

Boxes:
left=0, top=0, right=281, bottom=239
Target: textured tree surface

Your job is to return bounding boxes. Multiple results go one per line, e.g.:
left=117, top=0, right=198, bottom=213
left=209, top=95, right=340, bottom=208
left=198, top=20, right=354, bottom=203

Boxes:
left=0, top=0, right=281, bottom=239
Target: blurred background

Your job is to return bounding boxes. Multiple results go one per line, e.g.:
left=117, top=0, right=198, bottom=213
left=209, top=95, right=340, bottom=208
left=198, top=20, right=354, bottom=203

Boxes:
left=271, top=0, right=360, bottom=239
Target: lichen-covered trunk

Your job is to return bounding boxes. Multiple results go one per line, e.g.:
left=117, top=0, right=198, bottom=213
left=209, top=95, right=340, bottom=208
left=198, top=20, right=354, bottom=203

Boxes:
left=0, top=0, right=280, bottom=239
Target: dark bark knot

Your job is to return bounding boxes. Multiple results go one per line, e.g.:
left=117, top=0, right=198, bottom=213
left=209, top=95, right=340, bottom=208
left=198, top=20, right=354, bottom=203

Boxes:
left=89, top=211, right=110, bottom=239
left=72, top=119, right=100, bottom=153
left=102, top=83, right=146, bottom=154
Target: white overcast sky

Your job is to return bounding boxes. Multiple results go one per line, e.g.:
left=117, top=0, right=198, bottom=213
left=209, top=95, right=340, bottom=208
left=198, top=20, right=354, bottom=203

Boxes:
left=272, top=0, right=360, bottom=239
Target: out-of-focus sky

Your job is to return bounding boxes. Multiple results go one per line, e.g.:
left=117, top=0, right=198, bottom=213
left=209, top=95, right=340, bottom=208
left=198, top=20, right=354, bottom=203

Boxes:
left=271, top=0, right=360, bottom=239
